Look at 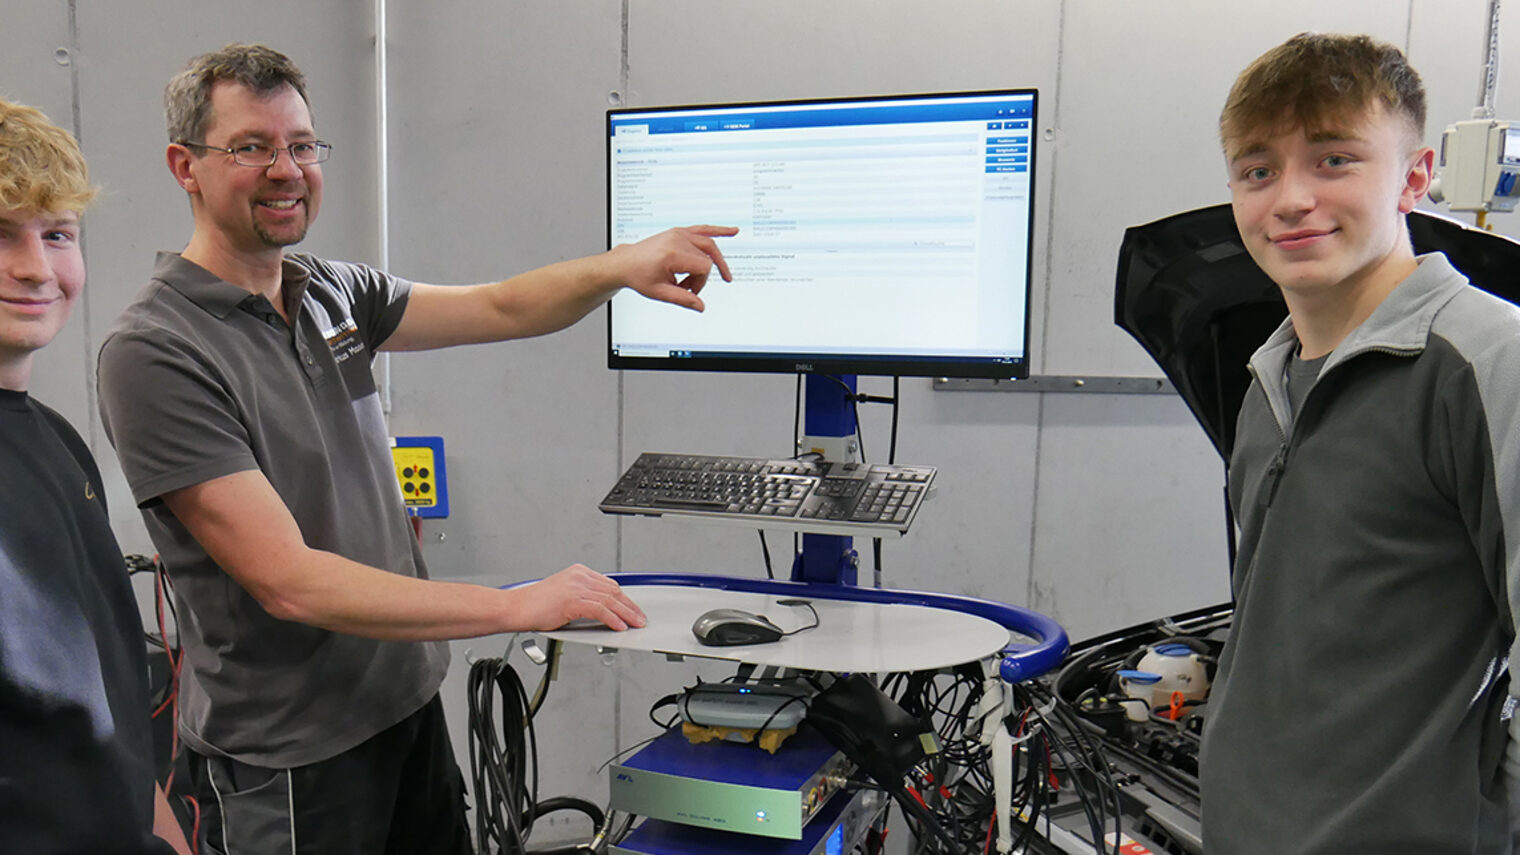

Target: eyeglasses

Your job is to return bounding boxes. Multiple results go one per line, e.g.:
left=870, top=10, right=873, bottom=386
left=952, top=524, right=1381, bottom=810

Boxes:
left=180, top=140, right=332, bottom=167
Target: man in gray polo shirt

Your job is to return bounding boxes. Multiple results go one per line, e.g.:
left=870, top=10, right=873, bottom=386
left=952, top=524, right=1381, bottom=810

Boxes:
left=96, top=44, right=734, bottom=855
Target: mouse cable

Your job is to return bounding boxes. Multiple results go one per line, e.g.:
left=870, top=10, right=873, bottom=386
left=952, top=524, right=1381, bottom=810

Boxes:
left=775, top=598, right=820, bottom=636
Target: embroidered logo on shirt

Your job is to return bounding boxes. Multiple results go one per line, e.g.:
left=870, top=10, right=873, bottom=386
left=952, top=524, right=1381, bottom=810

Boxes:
left=323, top=319, right=365, bottom=365
left=84, top=481, right=96, bottom=501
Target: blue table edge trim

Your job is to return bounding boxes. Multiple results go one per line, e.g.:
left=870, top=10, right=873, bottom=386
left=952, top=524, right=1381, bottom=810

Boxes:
left=515, top=572, right=1069, bottom=684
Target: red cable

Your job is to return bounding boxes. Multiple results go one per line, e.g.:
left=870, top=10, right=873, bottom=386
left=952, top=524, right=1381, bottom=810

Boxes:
left=152, top=564, right=180, bottom=721
left=152, top=558, right=200, bottom=855
left=188, top=787, right=201, bottom=854
left=1044, top=739, right=1059, bottom=790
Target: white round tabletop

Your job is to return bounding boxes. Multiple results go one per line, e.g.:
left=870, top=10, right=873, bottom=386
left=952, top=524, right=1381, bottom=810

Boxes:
left=540, top=584, right=1013, bottom=673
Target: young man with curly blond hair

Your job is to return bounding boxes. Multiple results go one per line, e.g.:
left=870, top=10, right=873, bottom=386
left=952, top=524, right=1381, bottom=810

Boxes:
left=0, top=97, right=189, bottom=854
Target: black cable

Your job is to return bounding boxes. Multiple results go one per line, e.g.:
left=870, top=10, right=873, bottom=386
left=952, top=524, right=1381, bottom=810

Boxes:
left=530, top=797, right=603, bottom=848
left=774, top=598, right=819, bottom=636
left=149, top=557, right=182, bottom=659
left=790, top=372, right=805, bottom=579
left=759, top=529, right=774, bottom=579
left=750, top=694, right=810, bottom=736
left=468, top=657, right=534, bottom=854
left=1024, top=683, right=1118, bottom=854
left=148, top=557, right=182, bottom=709
left=852, top=392, right=867, bottom=462
left=1052, top=689, right=1126, bottom=839
left=604, top=811, right=636, bottom=847
left=889, top=781, right=964, bottom=853
left=1094, top=735, right=1200, bottom=802
left=648, top=690, right=681, bottom=730
left=814, top=373, right=903, bottom=463
left=1049, top=631, right=1216, bottom=850
left=816, top=371, right=896, bottom=406
left=164, top=585, right=180, bottom=654
left=794, top=372, right=828, bottom=459
left=597, top=732, right=665, bottom=773
left=468, top=655, right=612, bottom=854
left=527, top=640, right=561, bottom=718
left=873, top=378, right=905, bottom=587
left=881, top=667, right=1006, bottom=854
left=817, top=372, right=856, bottom=397
left=872, top=665, right=1135, bottom=854
left=793, top=372, right=803, bottom=457
left=873, top=377, right=899, bottom=588
left=520, top=800, right=606, bottom=855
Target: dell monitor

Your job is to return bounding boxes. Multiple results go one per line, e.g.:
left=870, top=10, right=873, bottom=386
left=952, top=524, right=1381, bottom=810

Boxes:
left=606, top=89, right=1038, bottom=380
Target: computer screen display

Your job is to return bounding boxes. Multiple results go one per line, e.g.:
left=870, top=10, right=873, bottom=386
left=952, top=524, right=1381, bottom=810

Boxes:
left=607, top=89, right=1038, bottom=379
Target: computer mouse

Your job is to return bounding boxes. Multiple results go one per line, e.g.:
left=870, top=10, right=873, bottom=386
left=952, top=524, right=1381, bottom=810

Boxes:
left=691, top=608, right=785, bottom=646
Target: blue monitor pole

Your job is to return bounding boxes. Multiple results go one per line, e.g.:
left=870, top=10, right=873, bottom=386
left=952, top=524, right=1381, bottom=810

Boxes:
left=791, top=374, right=859, bottom=585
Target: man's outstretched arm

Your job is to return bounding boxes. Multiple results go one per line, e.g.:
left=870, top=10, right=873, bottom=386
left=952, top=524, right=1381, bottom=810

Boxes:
left=161, top=470, right=646, bottom=639
left=382, top=224, right=737, bottom=351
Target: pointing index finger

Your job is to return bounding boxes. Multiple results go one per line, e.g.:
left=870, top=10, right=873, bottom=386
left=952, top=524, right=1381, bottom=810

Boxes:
left=684, top=225, right=737, bottom=282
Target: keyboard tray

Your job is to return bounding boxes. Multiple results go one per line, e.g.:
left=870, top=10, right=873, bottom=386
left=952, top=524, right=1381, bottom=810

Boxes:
left=599, top=452, right=935, bottom=536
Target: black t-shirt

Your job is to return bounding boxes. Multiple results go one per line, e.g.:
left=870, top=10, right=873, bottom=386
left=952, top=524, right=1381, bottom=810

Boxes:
left=0, top=389, right=168, bottom=853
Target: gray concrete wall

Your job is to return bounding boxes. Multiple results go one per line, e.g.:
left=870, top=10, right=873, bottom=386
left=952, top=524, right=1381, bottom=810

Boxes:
left=4, top=0, right=1513, bottom=844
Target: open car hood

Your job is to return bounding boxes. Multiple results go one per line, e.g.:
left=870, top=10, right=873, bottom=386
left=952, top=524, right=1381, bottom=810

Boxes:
left=1115, top=204, right=1520, bottom=460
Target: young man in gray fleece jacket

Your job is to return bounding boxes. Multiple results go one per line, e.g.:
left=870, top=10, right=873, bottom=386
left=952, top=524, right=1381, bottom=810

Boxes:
left=1201, top=32, right=1520, bottom=853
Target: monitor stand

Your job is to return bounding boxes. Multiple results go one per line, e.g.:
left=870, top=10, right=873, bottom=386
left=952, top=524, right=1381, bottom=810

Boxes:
left=792, top=374, right=859, bottom=585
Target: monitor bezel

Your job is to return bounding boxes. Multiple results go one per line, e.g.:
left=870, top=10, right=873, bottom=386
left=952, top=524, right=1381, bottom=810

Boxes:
left=605, top=88, right=1039, bottom=380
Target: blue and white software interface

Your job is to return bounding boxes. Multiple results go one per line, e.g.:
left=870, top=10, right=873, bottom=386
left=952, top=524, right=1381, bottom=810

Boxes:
left=608, top=91, right=1035, bottom=370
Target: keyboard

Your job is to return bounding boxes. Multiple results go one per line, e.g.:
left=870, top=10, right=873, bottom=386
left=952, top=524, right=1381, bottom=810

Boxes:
left=599, top=452, right=936, bottom=536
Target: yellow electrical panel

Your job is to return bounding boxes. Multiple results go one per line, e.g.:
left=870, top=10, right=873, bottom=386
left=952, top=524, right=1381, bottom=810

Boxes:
left=390, top=437, right=448, bottom=518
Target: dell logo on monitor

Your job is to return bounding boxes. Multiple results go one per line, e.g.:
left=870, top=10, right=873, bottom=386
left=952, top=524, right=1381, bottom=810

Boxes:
left=795, top=363, right=813, bottom=372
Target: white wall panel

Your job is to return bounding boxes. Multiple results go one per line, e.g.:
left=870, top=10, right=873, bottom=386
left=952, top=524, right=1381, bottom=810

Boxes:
left=1029, top=392, right=1230, bottom=639
left=384, top=0, right=625, bottom=593
left=381, top=0, right=628, bottom=808
left=1, top=5, right=85, bottom=430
